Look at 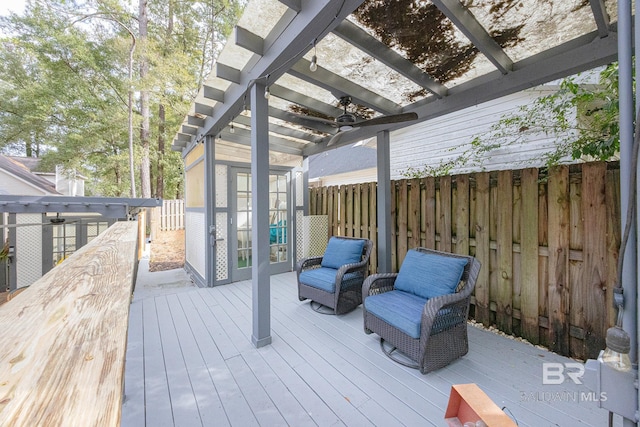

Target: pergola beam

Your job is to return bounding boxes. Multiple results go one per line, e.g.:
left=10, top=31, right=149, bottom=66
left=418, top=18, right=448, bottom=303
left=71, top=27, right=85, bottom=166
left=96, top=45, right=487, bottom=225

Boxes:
left=431, top=0, right=513, bottom=74
left=288, top=58, right=401, bottom=115
left=332, top=20, right=448, bottom=98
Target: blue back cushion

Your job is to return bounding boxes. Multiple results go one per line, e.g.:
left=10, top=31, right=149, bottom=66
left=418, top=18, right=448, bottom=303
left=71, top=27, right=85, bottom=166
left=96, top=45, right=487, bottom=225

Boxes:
left=321, top=237, right=366, bottom=269
left=394, top=250, right=468, bottom=300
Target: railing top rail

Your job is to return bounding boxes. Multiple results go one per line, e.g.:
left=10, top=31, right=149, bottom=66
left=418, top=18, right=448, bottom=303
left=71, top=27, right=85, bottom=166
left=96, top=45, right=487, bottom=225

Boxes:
left=0, top=221, right=138, bottom=426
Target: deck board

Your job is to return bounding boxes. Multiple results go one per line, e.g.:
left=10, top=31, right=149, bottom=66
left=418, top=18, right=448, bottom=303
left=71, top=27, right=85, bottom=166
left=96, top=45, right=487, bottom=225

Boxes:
left=123, top=270, right=619, bottom=427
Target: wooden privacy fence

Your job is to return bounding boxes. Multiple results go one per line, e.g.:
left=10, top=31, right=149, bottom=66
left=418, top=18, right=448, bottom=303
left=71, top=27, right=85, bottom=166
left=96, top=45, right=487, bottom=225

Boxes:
left=308, top=162, right=620, bottom=361
left=160, top=199, right=184, bottom=231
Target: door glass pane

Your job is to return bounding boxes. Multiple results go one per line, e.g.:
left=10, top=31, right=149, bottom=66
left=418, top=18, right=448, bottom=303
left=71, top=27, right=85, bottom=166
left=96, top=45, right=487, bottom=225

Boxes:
left=269, top=174, right=287, bottom=263
left=237, top=172, right=252, bottom=269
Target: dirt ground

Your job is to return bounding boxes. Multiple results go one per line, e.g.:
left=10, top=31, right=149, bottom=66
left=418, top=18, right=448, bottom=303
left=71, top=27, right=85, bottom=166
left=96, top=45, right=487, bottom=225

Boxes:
left=149, top=229, right=185, bottom=272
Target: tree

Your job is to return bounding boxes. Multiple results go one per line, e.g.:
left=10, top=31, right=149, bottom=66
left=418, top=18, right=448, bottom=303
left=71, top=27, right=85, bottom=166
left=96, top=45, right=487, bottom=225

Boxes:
left=0, top=0, right=245, bottom=198
left=402, top=64, right=621, bottom=178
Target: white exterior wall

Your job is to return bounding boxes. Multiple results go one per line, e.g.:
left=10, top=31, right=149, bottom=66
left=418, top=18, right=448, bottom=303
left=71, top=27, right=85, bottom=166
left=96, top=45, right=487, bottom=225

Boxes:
left=389, top=88, right=567, bottom=179
left=0, top=170, right=50, bottom=196
left=310, top=168, right=377, bottom=187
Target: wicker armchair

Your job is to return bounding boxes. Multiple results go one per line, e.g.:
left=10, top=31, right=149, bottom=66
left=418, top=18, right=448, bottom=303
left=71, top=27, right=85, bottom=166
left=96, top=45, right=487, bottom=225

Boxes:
left=297, top=236, right=373, bottom=315
left=362, top=248, right=481, bottom=374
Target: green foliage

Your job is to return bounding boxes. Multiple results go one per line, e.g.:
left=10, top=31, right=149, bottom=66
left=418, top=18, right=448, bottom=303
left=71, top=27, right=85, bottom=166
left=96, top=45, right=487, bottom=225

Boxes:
left=401, top=64, right=621, bottom=178
left=0, top=0, right=245, bottom=197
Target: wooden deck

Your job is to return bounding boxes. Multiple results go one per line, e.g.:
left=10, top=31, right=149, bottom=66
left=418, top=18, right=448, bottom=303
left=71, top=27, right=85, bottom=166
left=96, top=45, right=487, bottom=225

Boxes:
left=122, top=270, right=617, bottom=427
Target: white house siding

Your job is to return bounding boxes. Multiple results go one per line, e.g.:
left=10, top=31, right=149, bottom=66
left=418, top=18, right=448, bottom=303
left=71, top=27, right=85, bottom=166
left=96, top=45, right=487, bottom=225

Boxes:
left=0, top=169, right=49, bottom=196
left=389, top=88, right=566, bottom=179
left=310, top=168, right=377, bottom=187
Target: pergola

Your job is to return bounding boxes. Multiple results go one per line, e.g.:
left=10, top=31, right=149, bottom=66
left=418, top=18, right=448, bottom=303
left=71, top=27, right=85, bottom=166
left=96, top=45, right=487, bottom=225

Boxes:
left=173, top=1, right=637, bottom=421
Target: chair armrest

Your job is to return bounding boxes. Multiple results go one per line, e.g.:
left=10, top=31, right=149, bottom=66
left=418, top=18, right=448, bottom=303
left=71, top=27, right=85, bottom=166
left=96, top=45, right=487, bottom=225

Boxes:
left=296, top=256, right=323, bottom=273
left=420, top=290, right=472, bottom=341
left=362, top=273, right=398, bottom=297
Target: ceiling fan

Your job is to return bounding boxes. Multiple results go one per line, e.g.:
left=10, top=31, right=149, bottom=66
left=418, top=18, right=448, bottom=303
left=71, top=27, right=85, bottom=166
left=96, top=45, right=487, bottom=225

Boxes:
left=301, top=96, right=418, bottom=146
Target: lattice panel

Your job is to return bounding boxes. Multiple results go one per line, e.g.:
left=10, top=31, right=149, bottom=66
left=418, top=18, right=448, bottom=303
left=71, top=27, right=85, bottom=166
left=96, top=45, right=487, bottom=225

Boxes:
left=302, top=215, right=328, bottom=258
left=215, top=164, right=227, bottom=208
left=185, top=211, right=206, bottom=278
left=295, top=170, right=303, bottom=206
left=295, top=210, right=304, bottom=262
left=16, top=214, right=42, bottom=288
left=215, top=212, right=228, bottom=281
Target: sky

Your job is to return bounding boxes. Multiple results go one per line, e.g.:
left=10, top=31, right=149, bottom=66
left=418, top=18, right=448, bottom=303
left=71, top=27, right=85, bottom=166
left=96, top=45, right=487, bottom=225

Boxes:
left=0, top=0, right=27, bottom=17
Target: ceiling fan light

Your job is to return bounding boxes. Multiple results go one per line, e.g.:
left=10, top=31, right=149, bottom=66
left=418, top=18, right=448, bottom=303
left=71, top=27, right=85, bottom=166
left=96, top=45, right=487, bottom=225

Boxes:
left=339, top=125, right=353, bottom=131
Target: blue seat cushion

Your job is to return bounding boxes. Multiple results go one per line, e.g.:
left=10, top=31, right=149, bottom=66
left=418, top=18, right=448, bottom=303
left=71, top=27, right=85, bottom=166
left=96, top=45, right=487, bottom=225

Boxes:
left=299, top=267, right=362, bottom=293
left=394, top=250, right=468, bottom=300
left=320, top=237, right=366, bottom=269
left=365, top=290, right=426, bottom=339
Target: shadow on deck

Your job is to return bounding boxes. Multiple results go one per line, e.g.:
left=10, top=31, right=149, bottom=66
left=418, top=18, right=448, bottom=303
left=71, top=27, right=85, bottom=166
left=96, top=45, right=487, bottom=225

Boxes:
left=122, top=262, right=616, bottom=427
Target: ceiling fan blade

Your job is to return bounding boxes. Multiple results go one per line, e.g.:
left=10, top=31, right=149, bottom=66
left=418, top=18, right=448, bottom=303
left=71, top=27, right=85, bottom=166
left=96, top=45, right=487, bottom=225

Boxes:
left=354, top=112, right=418, bottom=128
left=327, top=130, right=347, bottom=147
left=295, top=115, right=338, bottom=127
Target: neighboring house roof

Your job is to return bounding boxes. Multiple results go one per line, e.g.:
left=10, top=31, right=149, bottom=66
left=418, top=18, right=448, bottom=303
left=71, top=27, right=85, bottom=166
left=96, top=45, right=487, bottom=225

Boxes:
left=309, top=143, right=376, bottom=179
left=0, top=155, right=59, bottom=195
left=8, top=156, right=44, bottom=173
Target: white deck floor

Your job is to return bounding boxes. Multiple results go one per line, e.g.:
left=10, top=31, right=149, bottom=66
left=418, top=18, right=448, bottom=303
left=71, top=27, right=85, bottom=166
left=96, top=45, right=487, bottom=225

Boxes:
left=122, top=267, right=618, bottom=427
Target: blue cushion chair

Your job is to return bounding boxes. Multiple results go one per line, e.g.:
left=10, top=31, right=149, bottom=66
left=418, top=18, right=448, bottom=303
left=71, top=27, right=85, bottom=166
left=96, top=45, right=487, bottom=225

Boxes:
left=297, top=236, right=373, bottom=315
left=362, top=247, right=481, bottom=374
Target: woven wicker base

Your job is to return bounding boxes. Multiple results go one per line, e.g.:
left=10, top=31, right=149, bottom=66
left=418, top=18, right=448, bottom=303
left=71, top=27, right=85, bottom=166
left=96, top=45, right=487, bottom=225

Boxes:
left=380, top=338, right=420, bottom=369
left=309, top=301, right=335, bottom=315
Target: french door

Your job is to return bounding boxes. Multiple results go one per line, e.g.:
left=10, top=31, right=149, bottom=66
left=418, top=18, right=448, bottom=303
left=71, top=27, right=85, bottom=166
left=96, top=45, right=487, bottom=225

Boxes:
left=230, top=168, right=290, bottom=281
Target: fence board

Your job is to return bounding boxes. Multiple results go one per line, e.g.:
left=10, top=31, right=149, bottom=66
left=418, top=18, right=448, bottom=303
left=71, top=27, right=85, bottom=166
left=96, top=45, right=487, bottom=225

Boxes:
left=397, top=180, right=409, bottom=263
left=346, top=185, right=354, bottom=237
left=520, top=168, right=539, bottom=344
left=390, top=181, right=397, bottom=272
left=423, top=177, right=436, bottom=248
left=474, top=173, right=491, bottom=326
left=409, top=179, right=420, bottom=250
left=369, top=182, right=378, bottom=273
left=581, top=162, right=607, bottom=358
left=354, top=184, right=362, bottom=238
left=605, top=170, right=620, bottom=328
left=456, top=175, right=470, bottom=256
left=569, top=176, right=585, bottom=359
left=547, top=166, right=570, bottom=355
left=438, top=176, right=452, bottom=252
left=340, top=186, right=347, bottom=236
left=496, top=170, right=513, bottom=334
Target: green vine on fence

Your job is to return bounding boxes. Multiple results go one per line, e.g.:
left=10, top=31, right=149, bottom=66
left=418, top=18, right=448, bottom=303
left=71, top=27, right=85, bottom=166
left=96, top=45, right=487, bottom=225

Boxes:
left=402, top=64, right=621, bottom=179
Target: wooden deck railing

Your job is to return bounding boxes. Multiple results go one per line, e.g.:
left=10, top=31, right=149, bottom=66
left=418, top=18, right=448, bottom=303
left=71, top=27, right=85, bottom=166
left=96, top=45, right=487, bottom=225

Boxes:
left=0, top=221, right=139, bottom=426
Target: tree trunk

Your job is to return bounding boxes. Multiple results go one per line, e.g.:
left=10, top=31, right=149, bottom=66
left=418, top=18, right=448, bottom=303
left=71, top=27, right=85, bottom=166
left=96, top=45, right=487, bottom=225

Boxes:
left=156, top=103, right=165, bottom=198
left=139, top=0, right=151, bottom=198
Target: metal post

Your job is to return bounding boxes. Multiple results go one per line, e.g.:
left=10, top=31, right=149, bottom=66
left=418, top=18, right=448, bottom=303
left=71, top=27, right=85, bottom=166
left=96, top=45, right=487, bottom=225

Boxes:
left=376, top=130, right=392, bottom=273
left=302, top=156, right=309, bottom=217
left=620, top=1, right=638, bottom=425
left=205, top=135, right=216, bottom=287
left=250, top=82, right=272, bottom=348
